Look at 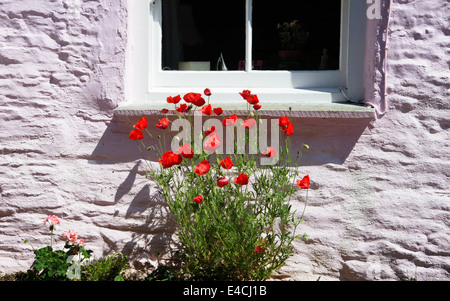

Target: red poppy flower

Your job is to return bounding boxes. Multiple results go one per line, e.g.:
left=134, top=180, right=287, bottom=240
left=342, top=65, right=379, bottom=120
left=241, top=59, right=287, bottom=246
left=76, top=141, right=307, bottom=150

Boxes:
left=155, top=117, right=169, bottom=129
left=239, top=89, right=252, bottom=100
left=241, top=118, right=256, bottom=129
left=261, top=146, right=276, bottom=158
left=254, top=245, right=262, bottom=253
left=177, top=143, right=194, bottom=158
left=183, top=92, right=205, bottom=106
left=213, top=107, right=223, bottom=115
left=193, top=97, right=205, bottom=107
left=278, top=116, right=293, bottom=136
left=253, top=104, right=261, bottom=110
left=160, top=108, right=169, bottom=114
left=176, top=103, right=190, bottom=113
left=204, top=126, right=215, bottom=136
left=282, top=121, right=294, bottom=136
left=204, top=88, right=212, bottom=96
left=200, top=104, right=212, bottom=115
left=296, top=174, right=310, bottom=189
left=203, top=132, right=221, bottom=152
left=133, top=116, right=147, bottom=130
left=183, top=93, right=196, bottom=103
left=278, top=116, right=290, bottom=127
left=158, top=151, right=182, bottom=169
left=220, top=157, right=233, bottom=169
left=194, top=195, right=203, bottom=204
left=129, top=129, right=144, bottom=140
left=217, top=177, right=229, bottom=187
left=234, top=173, right=249, bottom=185
left=247, top=94, right=259, bottom=105
left=167, top=95, right=181, bottom=104
left=222, top=114, right=238, bottom=126
left=194, top=160, right=211, bottom=175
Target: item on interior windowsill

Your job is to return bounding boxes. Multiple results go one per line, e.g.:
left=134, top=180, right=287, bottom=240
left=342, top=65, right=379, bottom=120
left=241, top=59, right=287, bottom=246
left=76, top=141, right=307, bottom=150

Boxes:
left=178, top=61, right=210, bottom=71
left=277, top=19, right=309, bottom=51
left=277, top=20, right=309, bottom=70
left=319, top=48, right=329, bottom=70
left=238, top=60, right=264, bottom=70
left=216, top=52, right=228, bottom=71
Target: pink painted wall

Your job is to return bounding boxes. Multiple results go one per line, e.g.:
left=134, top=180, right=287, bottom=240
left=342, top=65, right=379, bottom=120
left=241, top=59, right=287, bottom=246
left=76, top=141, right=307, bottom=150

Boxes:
left=0, top=0, right=448, bottom=280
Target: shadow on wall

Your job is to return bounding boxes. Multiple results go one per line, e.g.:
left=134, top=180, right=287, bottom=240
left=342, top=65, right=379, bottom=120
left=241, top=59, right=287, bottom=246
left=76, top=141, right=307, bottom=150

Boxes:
left=89, top=113, right=372, bottom=263
left=289, top=117, right=372, bottom=165
left=118, top=185, right=180, bottom=271
left=90, top=114, right=373, bottom=166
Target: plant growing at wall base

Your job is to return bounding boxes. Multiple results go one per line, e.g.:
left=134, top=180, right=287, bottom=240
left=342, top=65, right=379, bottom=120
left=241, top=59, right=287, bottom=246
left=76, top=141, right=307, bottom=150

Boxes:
left=81, top=252, right=129, bottom=281
left=24, top=215, right=93, bottom=281
left=129, top=89, right=311, bottom=280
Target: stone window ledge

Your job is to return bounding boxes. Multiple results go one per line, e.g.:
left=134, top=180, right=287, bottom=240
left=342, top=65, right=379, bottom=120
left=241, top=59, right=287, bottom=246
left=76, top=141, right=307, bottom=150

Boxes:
left=114, top=101, right=375, bottom=119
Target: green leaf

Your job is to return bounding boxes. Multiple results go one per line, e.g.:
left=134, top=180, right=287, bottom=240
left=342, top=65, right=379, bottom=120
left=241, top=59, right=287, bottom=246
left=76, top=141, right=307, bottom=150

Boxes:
left=114, top=275, right=124, bottom=281
left=34, top=261, right=43, bottom=271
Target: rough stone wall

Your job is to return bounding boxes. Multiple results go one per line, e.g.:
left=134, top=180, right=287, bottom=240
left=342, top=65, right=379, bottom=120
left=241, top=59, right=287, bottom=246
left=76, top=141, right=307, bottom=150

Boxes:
left=282, top=0, right=449, bottom=280
left=0, top=0, right=131, bottom=272
left=0, top=0, right=449, bottom=280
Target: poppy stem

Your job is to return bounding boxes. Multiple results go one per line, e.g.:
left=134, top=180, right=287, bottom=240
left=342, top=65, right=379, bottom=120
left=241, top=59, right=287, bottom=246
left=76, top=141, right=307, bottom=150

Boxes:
left=299, top=189, right=309, bottom=223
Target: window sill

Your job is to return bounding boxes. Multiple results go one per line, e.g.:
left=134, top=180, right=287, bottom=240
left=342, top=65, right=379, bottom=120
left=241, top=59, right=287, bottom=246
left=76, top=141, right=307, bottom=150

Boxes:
left=114, top=101, right=375, bottom=119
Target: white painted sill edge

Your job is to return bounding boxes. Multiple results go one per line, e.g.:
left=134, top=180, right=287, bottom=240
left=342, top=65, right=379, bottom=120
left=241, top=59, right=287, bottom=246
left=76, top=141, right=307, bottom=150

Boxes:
left=114, top=101, right=375, bottom=119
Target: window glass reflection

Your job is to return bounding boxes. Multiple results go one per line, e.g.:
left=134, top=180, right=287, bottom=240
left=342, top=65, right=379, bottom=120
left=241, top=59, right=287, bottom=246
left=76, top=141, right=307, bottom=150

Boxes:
left=162, top=0, right=245, bottom=71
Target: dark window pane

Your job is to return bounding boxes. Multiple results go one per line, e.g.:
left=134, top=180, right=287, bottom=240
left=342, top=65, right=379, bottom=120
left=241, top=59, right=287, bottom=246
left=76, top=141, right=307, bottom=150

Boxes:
left=252, top=0, right=341, bottom=70
left=162, top=0, right=245, bottom=71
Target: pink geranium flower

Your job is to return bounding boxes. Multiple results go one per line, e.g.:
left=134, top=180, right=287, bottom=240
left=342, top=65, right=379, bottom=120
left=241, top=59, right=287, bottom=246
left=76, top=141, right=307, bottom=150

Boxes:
left=62, top=230, right=79, bottom=242
left=75, top=239, right=85, bottom=246
left=44, top=215, right=60, bottom=226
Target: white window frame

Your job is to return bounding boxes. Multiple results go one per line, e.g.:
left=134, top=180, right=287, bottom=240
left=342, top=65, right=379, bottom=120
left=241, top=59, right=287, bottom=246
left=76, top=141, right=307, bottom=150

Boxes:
left=126, top=0, right=366, bottom=105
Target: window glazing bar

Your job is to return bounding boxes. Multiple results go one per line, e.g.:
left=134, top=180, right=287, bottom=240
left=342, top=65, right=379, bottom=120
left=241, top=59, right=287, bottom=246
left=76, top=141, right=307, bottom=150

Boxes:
left=245, top=0, right=253, bottom=72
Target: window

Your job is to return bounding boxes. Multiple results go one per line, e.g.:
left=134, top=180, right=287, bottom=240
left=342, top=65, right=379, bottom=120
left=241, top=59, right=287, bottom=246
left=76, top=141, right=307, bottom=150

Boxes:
left=126, top=0, right=366, bottom=105
left=162, top=0, right=341, bottom=72
left=161, top=0, right=246, bottom=71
